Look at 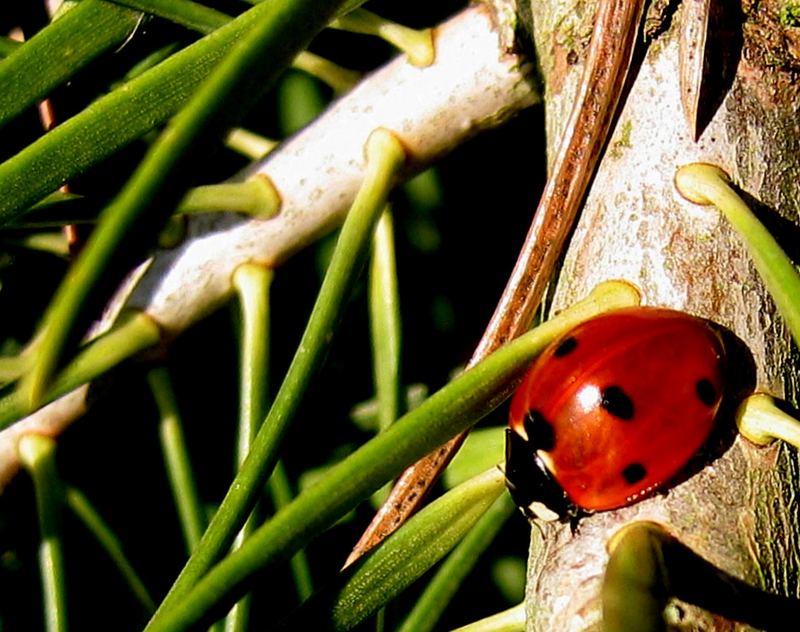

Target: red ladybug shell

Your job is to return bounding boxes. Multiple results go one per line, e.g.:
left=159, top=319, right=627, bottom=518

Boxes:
left=507, top=307, right=725, bottom=517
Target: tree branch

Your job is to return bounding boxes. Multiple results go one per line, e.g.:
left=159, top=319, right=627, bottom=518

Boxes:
left=0, top=4, right=537, bottom=489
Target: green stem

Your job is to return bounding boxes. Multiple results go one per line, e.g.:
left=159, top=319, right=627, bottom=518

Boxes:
left=442, top=427, right=506, bottom=490
left=7, top=233, right=69, bottom=257
left=293, top=52, right=361, bottom=93
left=65, top=486, right=155, bottom=612
left=332, top=9, right=434, bottom=66
left=603, top=521, right=800, bottom=631
left=0, top=0, right=142, bottom=129
left=0, top=36, right=20, bottom=57
left=397, top=493, right=516, bottom=632
left=148, top=367, right=206, bottom=553
left=224, top=263, right=272, bottom=632
left=0, top=311, right=162, bottom=431
left=0, top=351, right=33, bottom=385
left=145, top=128, right=406, bottom=630
left=675, top=163, right=800, bottom=348
left=0, top=0, right=336, bottom=224
left=177, top=178, right=280, bottom=217
left=145, top=280, right=639, bottom=632
left=369, top=209, right=402, bottom=432
left=278, top=468, right=507, bottom=630
left=20, top=0, right=349, bottom=410
left=224, top=128, right=277, bottom=160
left=266, top=462, right=314, bottom=601
left=365, top=208, right=402, bottom=512
left=232, top=263, right=273, bottom=469
left=111, top=0, right=228, bottom=33
left=449, top=603, right=526, bottom=632
left=117, top=0, right=360, bottom=91
left=735, top=393, right=800, bottom=448
left=18, top=434, right=67, bottom=632
left=115, top=43, right=181, bottom=85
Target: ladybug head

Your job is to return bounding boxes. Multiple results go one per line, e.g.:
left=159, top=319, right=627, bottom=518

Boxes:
left=504, top=428, right=578, bottom=523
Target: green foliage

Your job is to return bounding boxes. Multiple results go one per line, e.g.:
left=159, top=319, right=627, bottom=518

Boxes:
left=779, top=2, right=800, bottom=26
left=0, top=2, right=544, bottom=630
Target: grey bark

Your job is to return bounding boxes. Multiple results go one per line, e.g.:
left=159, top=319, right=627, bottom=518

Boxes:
left=520, top=0, right=800, bottom=629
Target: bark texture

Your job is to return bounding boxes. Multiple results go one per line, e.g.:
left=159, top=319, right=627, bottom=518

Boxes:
left=520, top=0, right=800, bottom=629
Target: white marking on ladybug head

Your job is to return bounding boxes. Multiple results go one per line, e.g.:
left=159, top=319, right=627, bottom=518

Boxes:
left=529, top=502, right=560, bottom=522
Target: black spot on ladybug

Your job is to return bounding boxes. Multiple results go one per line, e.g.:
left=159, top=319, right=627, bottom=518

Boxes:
left=601, top=386, right=635, bottom=420
left=622, top=463, right=647, bottom=485
left=695, top=378, right=717, bottom=407
left=553, top=336, right=578, bottom=357
left=524, top=410, right=556, bottom=452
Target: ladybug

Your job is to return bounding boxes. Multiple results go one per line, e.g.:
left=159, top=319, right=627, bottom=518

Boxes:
left=505, top=306, right=725, bottom=522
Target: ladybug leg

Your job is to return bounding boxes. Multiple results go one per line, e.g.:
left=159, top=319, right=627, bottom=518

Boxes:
left=568, top=515, right=580, bottom=535
left=567, top=510, right=587, bottom=536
